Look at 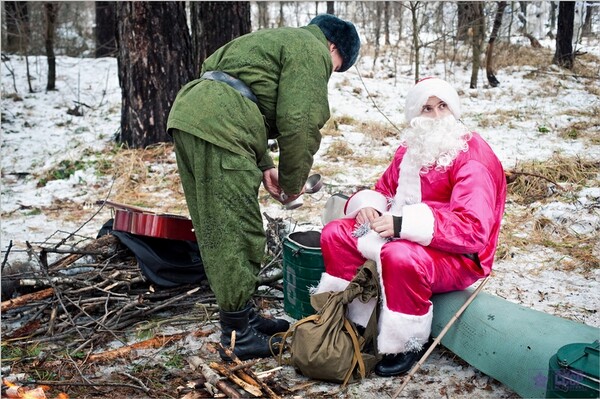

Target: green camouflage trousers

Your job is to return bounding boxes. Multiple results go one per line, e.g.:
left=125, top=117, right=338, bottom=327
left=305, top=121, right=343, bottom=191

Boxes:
left=173, top=130, right=266, bottom=311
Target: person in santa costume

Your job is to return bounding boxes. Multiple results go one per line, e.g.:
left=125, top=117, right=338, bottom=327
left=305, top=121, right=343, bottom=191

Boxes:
left=314, top=77, right=507, bottom=377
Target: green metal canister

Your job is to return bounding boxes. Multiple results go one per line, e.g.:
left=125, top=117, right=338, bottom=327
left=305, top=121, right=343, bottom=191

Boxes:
left=282, top=231, right=325, bottom=320
left=546, top=341, right=599, bottom=398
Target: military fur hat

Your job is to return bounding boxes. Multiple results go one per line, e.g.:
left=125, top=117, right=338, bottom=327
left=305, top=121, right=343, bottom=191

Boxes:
left=309, top=14, right=360, bottom=72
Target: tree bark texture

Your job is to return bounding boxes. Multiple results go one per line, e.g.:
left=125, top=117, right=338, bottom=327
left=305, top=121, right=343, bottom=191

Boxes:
left=256, top=2, right=269, bottom=30
left=4, top=2, right=30, bottom=53
left=457, top=2, right=470, bottom=41
left=581, top=2, right=593, bottom=37
left=95, top=1, right=117, bottom=58
left=486, top=1, right=506, bottom=88
left=469, top=2, right=484, bottom=89
left=327, top=1, right=335, bottom=15
left=410, top=3, right=420, bottom=82
left=553, top=2, right=575, bottom=69
left=190, top=2, right=251, bottom=76
left=116, top=2, right=193, bottom=148
left=44, top=2, right=58, bottom=91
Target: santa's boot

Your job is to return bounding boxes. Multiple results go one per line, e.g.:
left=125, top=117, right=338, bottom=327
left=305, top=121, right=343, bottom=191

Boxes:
left=219, top=305, right=278, bottom=361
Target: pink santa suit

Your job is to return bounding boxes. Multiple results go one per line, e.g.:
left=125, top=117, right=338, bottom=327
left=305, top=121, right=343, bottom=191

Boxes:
left=315, top=78, right=507, bottom=355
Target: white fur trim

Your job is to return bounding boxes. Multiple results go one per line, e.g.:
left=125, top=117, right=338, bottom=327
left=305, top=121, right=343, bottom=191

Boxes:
left=313, top=272, right=349, bottom=294
left=313, top=272, right=378, bottom=327
left=356, top=230, right=387, bottom=262
left=400, top=203, right=434, bottom=245
left=404, top=78, right=461, bottom=123
left=343, top=189, right=388, bottom=219
left=377, top=305, right=433, bottom=354
left=391, top=160, right=422, bottom=214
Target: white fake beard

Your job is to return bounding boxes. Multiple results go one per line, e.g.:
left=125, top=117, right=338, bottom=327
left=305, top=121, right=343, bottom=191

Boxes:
left=401, top=115, right=471, bottom=173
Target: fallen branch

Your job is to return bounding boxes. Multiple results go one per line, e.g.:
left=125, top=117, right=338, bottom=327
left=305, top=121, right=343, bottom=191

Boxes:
left=219, top=344, right=281, bottom=399
left=188, top=356, right=242, bottom=399
left=1, top=287, right=54, bottom=312
left=87, top=333, right=188, bottom=363
left=505, top=170, right=565, bottom=190
left=210, top=362, right=263, bottom=397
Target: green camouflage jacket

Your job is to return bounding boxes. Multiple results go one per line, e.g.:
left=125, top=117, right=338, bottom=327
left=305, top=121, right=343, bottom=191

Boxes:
left=167, top=24, right=332, bottom=195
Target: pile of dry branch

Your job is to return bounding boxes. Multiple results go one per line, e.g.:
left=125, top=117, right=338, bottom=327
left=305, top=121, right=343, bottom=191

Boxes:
left=1, top=234, right=215, bottom=354
left=1, top=215, right=295, bottom=398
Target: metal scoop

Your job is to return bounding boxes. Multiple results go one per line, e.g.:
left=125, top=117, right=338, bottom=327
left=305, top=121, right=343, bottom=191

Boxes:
left=304, top=174, right=323, bottom=194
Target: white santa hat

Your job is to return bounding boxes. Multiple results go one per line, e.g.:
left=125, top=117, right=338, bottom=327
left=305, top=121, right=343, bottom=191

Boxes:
left=404, top=77, right=461, bottom=123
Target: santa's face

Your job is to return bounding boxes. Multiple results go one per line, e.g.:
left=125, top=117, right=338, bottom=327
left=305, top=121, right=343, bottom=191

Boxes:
left=401, top=110, right=470, bottom=173
left=420, top=96, right=453, bottom=119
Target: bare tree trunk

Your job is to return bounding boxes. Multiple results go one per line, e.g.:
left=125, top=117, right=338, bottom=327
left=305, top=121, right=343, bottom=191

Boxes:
left=257, top=2, right=269, bottom=29
left=553, top=2, right=575, bottom=69
left=327, top=1, right=334, bottom=14
left=519, top=1, right=528, bottom=33
left=469, top=2, right=484, bottom=89
left=44, top=2, right=58, bottom=91
left=278, top=2, right=285, bottom=27
left=457, top=2, right=470, bottom=41
left=410, top=2, right=420, bottom=82
left=384, top=1, right=391, bottom=45
left=396, top=2, right=404, bottom=43
left=372, top=2, right=383, bottom=69
left=4, top=2, right=30, bottom=53
left=549, top=1, right=558, bottom=33
left=581, top=2, right=593, bottom=37
left=190, top=2, right=251, bottom=75
left=116, top=2, right=193, bottom=148
left=95, top=1, right=117, bottom=58
left=486, top=1, right=507, bottom=88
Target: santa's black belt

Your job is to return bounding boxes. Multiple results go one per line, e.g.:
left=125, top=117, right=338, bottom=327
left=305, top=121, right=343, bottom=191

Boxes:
left=201, top=71, right=258, bottom=104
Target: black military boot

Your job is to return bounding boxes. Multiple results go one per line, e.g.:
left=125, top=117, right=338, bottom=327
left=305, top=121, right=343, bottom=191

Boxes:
left=219, top=305, right=278, bottom=361
left=248, top=307, right=290, bottom=336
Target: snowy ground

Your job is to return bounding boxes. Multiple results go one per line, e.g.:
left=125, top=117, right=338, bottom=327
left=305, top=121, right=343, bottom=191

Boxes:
left=1, top=36, right=599, bottom=398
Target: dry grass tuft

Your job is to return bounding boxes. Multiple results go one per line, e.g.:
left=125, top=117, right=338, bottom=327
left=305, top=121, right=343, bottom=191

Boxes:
left=324, top=141, right=354, bottom=161
left=358, top=120, right=400, bottom=143
left=558, top=118, right=600, bottom=142
left=499, top=206, right=599, bottom=274
left=506, top=154, right=599, bottom=205
left=492, top=41, right=554, bottom=70
left=107, top=143, right=188, bottom=214
left=321, top=114, right=359, bottom=137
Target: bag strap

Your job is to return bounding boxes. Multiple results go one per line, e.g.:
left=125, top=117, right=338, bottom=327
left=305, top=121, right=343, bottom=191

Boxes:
left=341, top=318, right=366, bottom=387
left=275, top=314, right=321, bottom=364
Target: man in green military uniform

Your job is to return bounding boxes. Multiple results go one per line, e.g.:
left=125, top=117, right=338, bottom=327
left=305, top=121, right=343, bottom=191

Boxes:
left=167, top=14, right=360, bottom=360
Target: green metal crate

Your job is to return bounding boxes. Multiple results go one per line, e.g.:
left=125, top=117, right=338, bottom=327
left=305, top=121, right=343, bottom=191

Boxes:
left=546, top=340, right=599, bottom=398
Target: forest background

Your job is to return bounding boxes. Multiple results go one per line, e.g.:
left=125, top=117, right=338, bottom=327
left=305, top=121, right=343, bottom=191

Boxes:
left=1, top=2, right=599, bottom=399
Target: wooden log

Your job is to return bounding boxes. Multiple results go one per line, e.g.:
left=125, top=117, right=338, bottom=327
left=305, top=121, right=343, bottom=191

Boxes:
left=210, top=362, right=263, bottom=397
left=87, top=333, right=187, bottom=362
left=188, top=356, right=242, bottom=399
left=219, top=344, right=281, bottom=399
left=1, top=287, right=54, bottom=312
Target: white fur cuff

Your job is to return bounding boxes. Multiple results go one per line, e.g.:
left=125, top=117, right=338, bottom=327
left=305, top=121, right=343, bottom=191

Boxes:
left=400, top=203, right=434, bottom=245
left=377, top=305, right=433, bottom=354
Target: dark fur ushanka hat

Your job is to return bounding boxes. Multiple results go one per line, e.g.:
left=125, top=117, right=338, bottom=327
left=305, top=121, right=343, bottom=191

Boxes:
left=309, top=14, right=360, bottom=72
